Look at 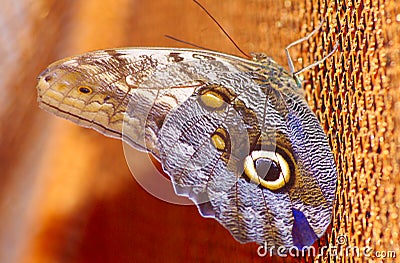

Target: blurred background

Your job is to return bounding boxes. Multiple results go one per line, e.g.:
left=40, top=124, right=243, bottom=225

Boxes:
left=1, top=0, right=399, bottom=262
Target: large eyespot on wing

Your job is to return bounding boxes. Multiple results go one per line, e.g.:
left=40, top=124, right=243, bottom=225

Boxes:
left=243, top=147, right=294, bottom=191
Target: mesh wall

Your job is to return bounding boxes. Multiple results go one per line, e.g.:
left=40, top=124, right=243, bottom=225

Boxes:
left=300, top=0, right=399, bottom=262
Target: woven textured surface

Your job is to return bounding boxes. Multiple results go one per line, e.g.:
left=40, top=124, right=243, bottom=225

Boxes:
left=0, top=0, right=398, bottom=262
left=299, top=0, right=399, bottom=262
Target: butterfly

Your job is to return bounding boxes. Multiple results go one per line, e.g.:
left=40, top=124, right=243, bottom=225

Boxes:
left=37, top=46, right=337, bottom=250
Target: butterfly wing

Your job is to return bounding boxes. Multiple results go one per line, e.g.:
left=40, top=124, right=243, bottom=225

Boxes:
left=37, top=48, right=337, bottom=249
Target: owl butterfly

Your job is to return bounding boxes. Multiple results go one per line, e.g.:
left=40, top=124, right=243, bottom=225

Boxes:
left=37, top=31, right=337, bottom=252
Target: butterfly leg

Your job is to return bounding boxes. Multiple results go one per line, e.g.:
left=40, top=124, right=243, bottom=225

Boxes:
left=285, top=20, right=338, bottom=85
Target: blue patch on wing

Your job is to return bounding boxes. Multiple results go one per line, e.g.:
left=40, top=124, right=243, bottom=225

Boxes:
left=292, top=208, right=318, bottom=248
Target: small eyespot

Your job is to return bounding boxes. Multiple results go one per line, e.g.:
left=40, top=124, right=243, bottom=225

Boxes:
left=78, top=86, right=92, bottom=94
left=211, top=128, right=229, bottom=151
left=44, top=75, right=52, bottom=82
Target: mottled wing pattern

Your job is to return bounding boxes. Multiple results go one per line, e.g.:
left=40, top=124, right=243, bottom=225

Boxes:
left=36, top=48, right=337, bottom=249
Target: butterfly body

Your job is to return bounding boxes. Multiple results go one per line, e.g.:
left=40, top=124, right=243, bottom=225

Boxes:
left=37, top=48, right=337, bottom=249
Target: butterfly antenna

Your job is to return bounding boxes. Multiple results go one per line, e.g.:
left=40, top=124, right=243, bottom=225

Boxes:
left=193, top=0, right=252, bottom=59
left=164, top=34, right=219, bottom=52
